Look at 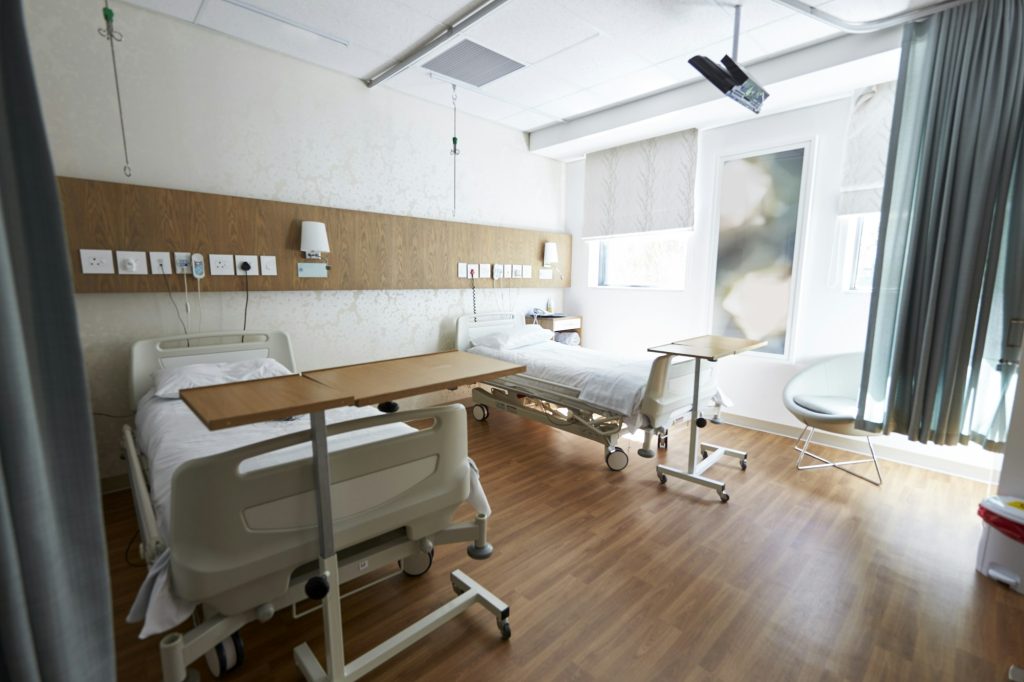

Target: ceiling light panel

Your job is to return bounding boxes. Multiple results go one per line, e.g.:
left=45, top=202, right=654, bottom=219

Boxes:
left=422, top=40, right=525, bottom=87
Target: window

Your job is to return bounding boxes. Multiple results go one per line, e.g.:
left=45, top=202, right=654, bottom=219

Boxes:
left=839, top=213, right=880, bottom=291
left=589, top=230, right=687, bottom=289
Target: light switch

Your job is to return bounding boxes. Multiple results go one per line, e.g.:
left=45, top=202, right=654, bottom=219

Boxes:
left=539, top=267, right=554, bottom=280
left=479, top=263, right=491, bottom=278
left=458, top=262, right=468, bottom=278
left=116, top=250, right=148, bottom=275
left=298, top=262, right=328, bottom=278
left=149, top=252, right=172, bottom=276
left=512, top=264, right=523, bottom=278
left=523, top=265, right=533, bottom=279
left=80, top=249, right=115, bottom=275
left=259, top=255, right=278, bottom=276
left=209, top=254, right=234, bottom=276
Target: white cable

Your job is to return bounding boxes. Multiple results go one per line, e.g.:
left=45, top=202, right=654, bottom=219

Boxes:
left=182, top=272, right=191, bottom=332
left=196, top=278, right=203, bottom=333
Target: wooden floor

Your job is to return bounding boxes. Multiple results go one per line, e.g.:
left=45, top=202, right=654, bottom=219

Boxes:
left=106, top=406, right=1024, bottom=681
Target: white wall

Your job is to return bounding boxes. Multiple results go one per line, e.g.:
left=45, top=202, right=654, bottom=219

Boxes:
left=25, top=0, right=566, bottom=478
left=999, top=388, right=1024, bottom=495
left=565, top=99, right=1003, bottom=481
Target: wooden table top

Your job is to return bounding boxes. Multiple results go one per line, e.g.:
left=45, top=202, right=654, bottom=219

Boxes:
left=648, top=335, right=766, bottom=361
left=305, top=350, right=526, bottom=406
left=180, top=374, right=354, bottom=430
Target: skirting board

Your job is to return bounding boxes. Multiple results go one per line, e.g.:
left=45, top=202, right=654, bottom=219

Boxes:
left=720, top=412, right=1002, bottom=485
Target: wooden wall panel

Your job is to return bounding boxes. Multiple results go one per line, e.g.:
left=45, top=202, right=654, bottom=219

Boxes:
left=59, top=177, right=571, bottom=293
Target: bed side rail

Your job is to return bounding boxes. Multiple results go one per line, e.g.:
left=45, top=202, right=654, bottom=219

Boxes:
left=169, top=403, right=470, bottom=602
left=122, top=424, right=165, bottom=563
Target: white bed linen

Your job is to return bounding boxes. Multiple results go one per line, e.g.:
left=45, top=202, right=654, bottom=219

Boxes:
left=129, top=390, right=488, bottom=638
left=469, top=341, right=723, bottom=426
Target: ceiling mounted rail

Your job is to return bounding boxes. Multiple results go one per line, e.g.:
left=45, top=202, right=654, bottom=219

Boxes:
left=364, top=0, right=511, bottom=88
left=769, top=0, right=977, bottom=33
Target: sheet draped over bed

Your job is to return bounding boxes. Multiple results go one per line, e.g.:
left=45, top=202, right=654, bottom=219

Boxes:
left=128, top=392, right=489, bottom=638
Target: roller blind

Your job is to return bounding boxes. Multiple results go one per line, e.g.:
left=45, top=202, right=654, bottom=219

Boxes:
left=839, top=82, right=896, bottom=215
left=582, top=129, right=697, bottom=239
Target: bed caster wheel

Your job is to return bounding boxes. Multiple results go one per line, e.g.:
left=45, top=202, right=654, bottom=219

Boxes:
left=605, top=447, right=628, bottom=471
left=657, top=434, right=669, bottom=449
left=718, top=490, right=730, bottom=503
left=498, top=618, right=512, bottom=640
left=205, top=631, right=244, bottom=678
left=472, top=404, right=489, bottom=422
left=657, top=473, right=668, bottom=485
left=701, top=449, right=709, bottom=460
left=696, top=417, right=708, bottom=428
left=401, top=548, right=434, bottom=577
left=740, top=457, right=748, bottom=471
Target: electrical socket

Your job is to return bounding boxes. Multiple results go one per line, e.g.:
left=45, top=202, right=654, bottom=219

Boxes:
left=80, top=249, right=115, bottom=275
left=259, top=255, right=278, bottom=276
left=493, top=264, right=504, bottom=279
left=174, top=252, right=192, bottom=274
left=468, top=264, right=479, bottom=279
left=209, top=254, right=234, bottom=276
left=235, top=255, right=259, bottom=276
left=457, top=262, right=468, bottom=279
left=479, top=263, right=491, bottom=278
left=150, top=251, right=172, bottom=276
left=512, top=264, right=523, bottom=279
left=523, top=264, right=533, bottom=279
left=116, top=250, right=148, bottom=275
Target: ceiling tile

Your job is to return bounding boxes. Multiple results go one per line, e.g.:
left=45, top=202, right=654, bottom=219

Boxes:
left=534, top=35, right=652, bottom=89
left=196, top=0, right=391, bottom=78
left=501, top=109, right=559, bottom=132
left=586, top=64, right=679, bottom=103
left=451, top=87, right=523, bottom=120
left=384, top=67, right=461, bottom=108
left=744, top=13, right=839, bottom=57
left=479, top=65, right=580, bottom=108
left=394, top=0, right=483, bottom=25
left=464, top=0, right=600, bottom=64
left=122, top=0, right=203, bottom=21
left=234, top=0, right=444, bottom=57
left=535, top=89, right=606, bottom=119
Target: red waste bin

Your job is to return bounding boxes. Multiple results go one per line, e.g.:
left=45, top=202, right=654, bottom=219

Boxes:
left=976, top=495, right=1024, bottom=594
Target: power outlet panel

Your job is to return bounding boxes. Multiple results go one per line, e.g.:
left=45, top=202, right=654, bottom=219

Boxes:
left=457, top=262, right=468, bottom=279
left=468, top=264, right=479, bottom=279
left=259, top=255, right=278, bottom=276
left=116, top=250, right=148, bottom=275
left=150, top=251, right=173, bottom=276
left=209, top=254, right=234, bottom=276
left=235, top=255, right=259, bottom=276
left=80, top=249, right=115, bottom=275
left=479, top=263, right=491, bottom=279
left=523, top=264, right=533, bottom=279
left=493, top=264, right=504, bottom=279
left=174, top=252, right=192, bottom=274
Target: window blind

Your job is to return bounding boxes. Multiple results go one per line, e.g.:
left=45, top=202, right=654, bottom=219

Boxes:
left=839, top=82, right=896, bottom=215
left=582, top=129, right=697, bottom=239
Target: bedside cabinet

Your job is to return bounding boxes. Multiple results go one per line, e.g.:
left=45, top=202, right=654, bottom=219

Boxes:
left=531, top=315, right=583, bottom=344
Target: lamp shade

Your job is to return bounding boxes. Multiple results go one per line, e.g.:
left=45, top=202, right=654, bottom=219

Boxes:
left=300, top=221, right=330, bottom=254
left=543, top=242, right=559, bottom=266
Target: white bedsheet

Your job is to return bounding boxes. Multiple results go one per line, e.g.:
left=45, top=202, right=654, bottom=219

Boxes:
left=129, top=391, right=488, bottom=638
left=469, top=341, right=722, bottom=426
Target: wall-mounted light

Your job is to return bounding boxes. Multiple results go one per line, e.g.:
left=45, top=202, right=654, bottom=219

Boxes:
left=541, top=241, right=563, bottom=281
left=300, top=221, right=330, bottom=259
left=543, top=242, right=559, bottom=266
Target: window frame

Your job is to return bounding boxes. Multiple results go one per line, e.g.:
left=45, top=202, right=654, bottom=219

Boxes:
left=586, top=229, right=689, bottom=291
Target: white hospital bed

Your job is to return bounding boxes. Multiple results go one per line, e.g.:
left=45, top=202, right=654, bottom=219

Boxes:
left=456, top=313, right=720, bottom=471
left=122, top=331, right=500, bottom=681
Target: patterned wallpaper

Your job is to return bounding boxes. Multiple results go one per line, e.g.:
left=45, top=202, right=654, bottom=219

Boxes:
left=582, top=129, right=697, bottom=238
left=25, top=0, right=565, bottom=478
left=839, top=82, right=897, bottom=214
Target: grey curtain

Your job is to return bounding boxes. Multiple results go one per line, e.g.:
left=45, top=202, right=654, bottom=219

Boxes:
left=858, top=0, right=1024, bottom=451
left=0, top=1, right=115, bottom=680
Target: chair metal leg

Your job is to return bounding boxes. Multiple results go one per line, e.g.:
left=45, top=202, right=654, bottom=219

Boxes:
left=794, top=427, right=882, bottom=486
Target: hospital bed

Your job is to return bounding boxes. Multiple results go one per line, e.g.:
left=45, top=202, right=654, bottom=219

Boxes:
left=122, top=331, right=501, bottom=681
left=456, top=313, right=722, bottom=471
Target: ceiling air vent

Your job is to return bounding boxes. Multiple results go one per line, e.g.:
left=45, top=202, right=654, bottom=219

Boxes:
left=421, top=40, right=524, bottom=87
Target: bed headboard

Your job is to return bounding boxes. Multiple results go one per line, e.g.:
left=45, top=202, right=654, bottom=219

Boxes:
left=129, top=331, right=296, bottom=408
left=455, top=313, right=524, bottom=351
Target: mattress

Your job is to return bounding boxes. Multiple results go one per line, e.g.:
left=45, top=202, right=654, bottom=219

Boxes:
left=469, top=341, right=697, bottom=420
left=129, top=390, right=487, bottom=638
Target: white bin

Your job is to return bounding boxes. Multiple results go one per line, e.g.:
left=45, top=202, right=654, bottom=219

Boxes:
left=976, top=495, right=1024, bottom=595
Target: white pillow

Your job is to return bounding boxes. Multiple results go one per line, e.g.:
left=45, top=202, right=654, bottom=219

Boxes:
left=472, top=325, right=554, bottom=350
left=153, top=358, right=293, bottom=399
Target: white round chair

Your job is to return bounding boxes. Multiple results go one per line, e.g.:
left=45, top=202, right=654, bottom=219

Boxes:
left=783, top=353, right=882, bottom=485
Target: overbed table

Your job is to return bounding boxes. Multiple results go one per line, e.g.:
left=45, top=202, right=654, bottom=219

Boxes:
left=181, top=350, right=524, bottom=682
left=648, top=335, right=765, bottom=502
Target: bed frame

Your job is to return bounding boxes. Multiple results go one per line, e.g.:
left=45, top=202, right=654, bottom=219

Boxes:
left=456, top=313, right=718, bottom=471
left=124, top=331, right=498, bottom=681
